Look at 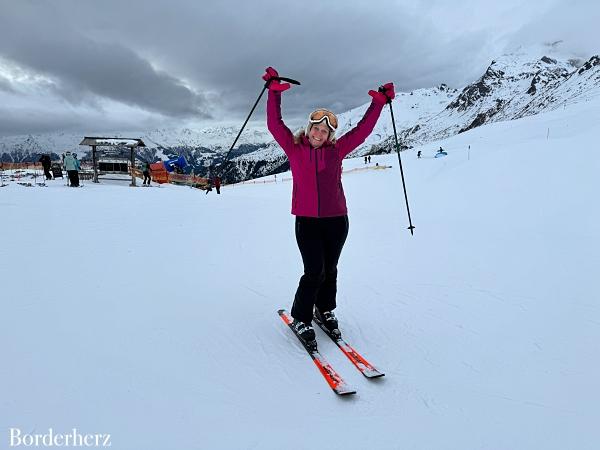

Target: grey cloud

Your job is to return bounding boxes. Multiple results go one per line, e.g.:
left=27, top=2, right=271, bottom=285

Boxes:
left=0, top=100, right=176, bottom=136
left=0, top=75, right=16, bottom=94
left=504, top=0, right=600, bottom=58
left=0, top=107, right=89, bottom=135
left=0, top=1, right=212, bottom=119
left=0, top=0, right=596, bottom=136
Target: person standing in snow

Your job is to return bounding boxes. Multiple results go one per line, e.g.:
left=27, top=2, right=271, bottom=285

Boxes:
left=214, top=176, right=221, bottom=194
left=142, top=161, right=152, bottom=186
left=417, top=150, right=421, bottom=159
left=63, top=151, right=80, bottom=187
left=39, top=154, right=52, bottom=180
left=73, top=153, right=82, bottom=184
left=264, top=66, right=394, bottom=347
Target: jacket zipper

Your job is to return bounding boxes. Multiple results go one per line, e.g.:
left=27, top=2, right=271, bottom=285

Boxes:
left=315, top=147, right=320, bottom=217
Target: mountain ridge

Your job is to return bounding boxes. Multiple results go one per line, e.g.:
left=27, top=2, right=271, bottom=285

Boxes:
left=1, top=46, right=598, bottom=183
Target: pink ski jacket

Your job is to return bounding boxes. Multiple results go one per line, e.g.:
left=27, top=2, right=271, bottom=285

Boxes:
left=267, top=91, right=384, bottom=217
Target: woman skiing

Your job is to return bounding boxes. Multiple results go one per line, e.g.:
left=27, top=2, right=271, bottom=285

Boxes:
left=264, top=67, right=394, bottom=348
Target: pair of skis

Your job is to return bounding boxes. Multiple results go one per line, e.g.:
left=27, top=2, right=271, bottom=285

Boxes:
left=278, top=309, right=384, bottom=396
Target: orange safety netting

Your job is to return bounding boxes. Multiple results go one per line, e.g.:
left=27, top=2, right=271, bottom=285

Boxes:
left=149, top=162, right=169, bottom=184
left=147, top=163, right=209, bottom=187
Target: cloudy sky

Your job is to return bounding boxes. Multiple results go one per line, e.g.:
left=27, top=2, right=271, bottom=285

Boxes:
left=0, top=0, right=597, bottom=136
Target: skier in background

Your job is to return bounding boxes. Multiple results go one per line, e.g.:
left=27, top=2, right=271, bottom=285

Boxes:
left=264, top=66, right=394, bottom=348
left=63, top=151, right=80, bottom=187
left=142, top=161, right=152, bottom=186
left=74, top=153, right=82, bottom=184
left=39, top=154, right=52, bottom=180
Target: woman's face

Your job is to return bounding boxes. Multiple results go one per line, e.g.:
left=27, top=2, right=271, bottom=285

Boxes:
left=308, top=121, right=331, bottom=148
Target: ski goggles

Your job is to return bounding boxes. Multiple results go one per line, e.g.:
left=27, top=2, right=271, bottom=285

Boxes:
left=309, top=109, right=338, bottom=131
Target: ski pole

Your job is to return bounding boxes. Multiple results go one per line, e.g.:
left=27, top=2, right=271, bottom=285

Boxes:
left=217, top=76, right=300, bottom=179
left=384, top=89, right=415, bottom=235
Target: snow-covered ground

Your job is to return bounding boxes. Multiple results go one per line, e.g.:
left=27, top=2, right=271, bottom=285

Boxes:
left=1, top=97, right=598, bottom=450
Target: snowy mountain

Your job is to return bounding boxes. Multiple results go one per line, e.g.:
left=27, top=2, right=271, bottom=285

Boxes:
left=377, top=46, right=599, bottom=151
left=1, top=45, right=598, bottom=183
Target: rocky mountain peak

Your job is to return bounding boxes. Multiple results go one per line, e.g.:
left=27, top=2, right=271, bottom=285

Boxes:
left=541, top=56, right=557, bottom=65
left=578, top=55, right=600, bottom=74
left=445, top=63, right=504, bottom=112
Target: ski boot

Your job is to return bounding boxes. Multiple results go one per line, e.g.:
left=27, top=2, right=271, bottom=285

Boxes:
left=315, top=308, right=341, bottom=338
left=292, top=319, right=317, bottom=351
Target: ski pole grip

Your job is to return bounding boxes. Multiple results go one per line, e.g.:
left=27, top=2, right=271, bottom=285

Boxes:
left=378, top=85, right=391, bottom=104
left=276, top=77, right=301, bottom=85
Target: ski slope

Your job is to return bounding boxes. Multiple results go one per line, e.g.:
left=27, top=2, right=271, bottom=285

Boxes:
left=1, top=98, right=599, bottom=450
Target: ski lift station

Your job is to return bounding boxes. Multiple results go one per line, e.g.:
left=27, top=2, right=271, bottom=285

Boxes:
left=79, top=137, right=146, bottom=186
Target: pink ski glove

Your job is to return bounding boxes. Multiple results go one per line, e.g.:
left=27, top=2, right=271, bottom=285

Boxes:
left=369, top=82, right=395, bottom=104
left=262, top=67, right=290, bottom=92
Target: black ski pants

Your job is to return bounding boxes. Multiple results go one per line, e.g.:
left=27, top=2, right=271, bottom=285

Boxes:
left=67, top=170, right=79, bottom=187
left=291, top=215, right=349, bottom=324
